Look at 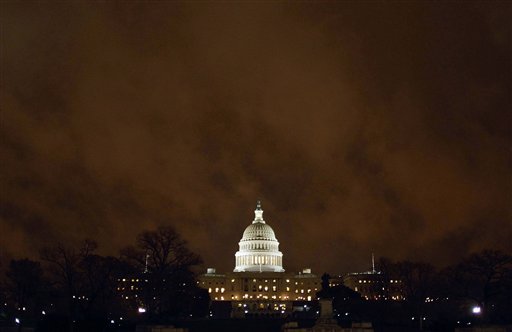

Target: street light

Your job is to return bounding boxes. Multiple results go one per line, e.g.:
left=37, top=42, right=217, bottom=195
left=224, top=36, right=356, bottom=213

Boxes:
left=472, top=306, right=481, bottom=314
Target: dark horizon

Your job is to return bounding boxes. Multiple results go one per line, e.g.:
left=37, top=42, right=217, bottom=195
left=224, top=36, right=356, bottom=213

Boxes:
left=1, top=2, right=511, bottom=275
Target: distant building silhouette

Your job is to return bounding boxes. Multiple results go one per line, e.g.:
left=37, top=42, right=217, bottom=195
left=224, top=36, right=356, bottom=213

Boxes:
left=342, top=256, right=403, bottom=301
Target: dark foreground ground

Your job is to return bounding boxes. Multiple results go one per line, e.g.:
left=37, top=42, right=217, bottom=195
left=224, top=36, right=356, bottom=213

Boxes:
left=1, top=317, right=510, bottom=332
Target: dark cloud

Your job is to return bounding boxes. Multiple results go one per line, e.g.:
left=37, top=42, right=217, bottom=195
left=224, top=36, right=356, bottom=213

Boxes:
left=1, top=2, right=510, bottom=274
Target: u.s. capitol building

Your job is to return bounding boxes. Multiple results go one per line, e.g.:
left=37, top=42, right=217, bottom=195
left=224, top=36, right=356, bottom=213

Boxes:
left=198, top=201, right=321, bottom=317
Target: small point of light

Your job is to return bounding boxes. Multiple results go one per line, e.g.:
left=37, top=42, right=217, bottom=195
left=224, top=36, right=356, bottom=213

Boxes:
left=15, top=318, right=20, bottom=324
left=110, top=319, right=114, bottom=324
left=472, top=306, right=481, bottom=314
left=42, top=310, right=46, bottom=315
left=138, top=307, right=146, bottom=313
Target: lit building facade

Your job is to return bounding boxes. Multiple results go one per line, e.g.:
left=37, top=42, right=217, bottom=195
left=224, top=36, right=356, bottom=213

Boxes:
left=198, top=202, right=321, bottom=317
left=343, top=270, right=403, bottom=301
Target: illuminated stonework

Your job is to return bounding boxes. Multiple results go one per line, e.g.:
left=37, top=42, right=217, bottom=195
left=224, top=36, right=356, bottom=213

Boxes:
left=198, top=201, right=320, bottom=317
left=234, top=201, right=284, bottom=272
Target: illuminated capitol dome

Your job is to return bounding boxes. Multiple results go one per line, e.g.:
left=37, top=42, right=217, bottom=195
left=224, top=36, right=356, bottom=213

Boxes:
left=234, top=201, right=284, bottom=272
left=199, top=201, right=320, bottom=317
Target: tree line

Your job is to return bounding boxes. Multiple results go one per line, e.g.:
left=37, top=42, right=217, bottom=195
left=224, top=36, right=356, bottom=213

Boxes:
left=1, top=225, right=511, bottom=332
left=323, top=250, right=512, bottom=331
left=0, top=226, right=208, bottom=332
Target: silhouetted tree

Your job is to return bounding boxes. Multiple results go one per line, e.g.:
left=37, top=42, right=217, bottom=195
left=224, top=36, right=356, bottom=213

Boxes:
left=448, top=250, right=512, bottom=323
left=78, top=254, right=127, bottom=319
left=0, top=258, right=15, bottom=327
left=40, top=243, right=82, bottom=332
left=5, top=259, right=44, bottom=331
left=40, top=239, right=115, bottom=331
left=120, top=226, right=202, bottom=318
left=378, top=259, right=437, bottom=330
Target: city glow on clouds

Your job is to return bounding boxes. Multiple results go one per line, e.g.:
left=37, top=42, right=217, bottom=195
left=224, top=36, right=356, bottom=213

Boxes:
left=1, top=2, right=510, bottom=273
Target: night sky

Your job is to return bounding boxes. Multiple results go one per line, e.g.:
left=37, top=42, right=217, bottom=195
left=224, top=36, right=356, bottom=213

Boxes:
left=1, top=2, right=511, bottom=274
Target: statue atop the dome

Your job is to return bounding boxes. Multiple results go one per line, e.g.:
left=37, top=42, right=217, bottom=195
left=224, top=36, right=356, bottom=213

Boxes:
left=254, top=200, right=264, bottom=223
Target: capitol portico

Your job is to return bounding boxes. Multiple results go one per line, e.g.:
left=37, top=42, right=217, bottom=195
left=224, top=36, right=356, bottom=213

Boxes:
left=198, top=201, right=320, bottom=317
